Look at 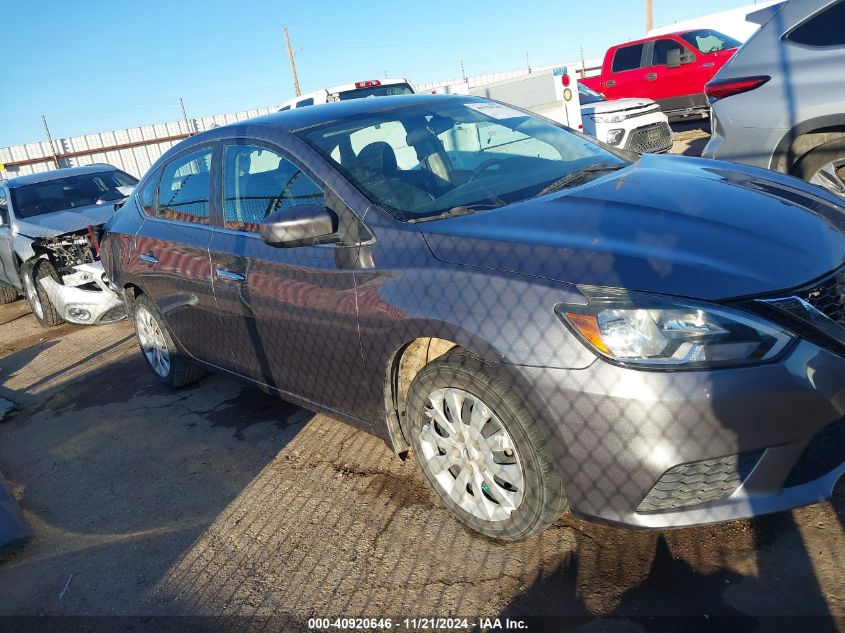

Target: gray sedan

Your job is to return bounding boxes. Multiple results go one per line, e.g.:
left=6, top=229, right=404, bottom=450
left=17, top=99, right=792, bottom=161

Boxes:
left=102, top=94, right=845, bottom=540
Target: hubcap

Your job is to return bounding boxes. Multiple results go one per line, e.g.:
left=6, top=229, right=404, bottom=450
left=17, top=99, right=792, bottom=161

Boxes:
left=23, top=274, right=43, bottom=319
left=810, top=158, right=845, bottom=197
left=135, top=306, right=171, bottom=378
left=419, top=387, right=525, bottom=522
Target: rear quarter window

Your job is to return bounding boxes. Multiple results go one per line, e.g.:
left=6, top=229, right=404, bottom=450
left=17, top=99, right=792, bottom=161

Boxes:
left=612, top=43, right=645, bottom=72
left=787, top=0, right=845, bottom=47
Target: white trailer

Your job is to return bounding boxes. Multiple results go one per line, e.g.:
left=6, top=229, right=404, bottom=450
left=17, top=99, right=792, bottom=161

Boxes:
left=468, top=66, right=584, bottom=130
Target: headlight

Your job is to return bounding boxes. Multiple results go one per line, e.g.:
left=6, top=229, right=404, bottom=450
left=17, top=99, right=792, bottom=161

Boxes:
left=591, top=112, right=627, bottom=124
left=556, top=287, right=794, bottom=369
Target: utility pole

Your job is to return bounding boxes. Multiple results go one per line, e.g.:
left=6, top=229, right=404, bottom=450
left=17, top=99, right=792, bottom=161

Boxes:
left=580, top=44, right=586, bottom=77
left=284, top=26, right=301, bottom=97
left=179, top=97, right=195, bottom=135
left=645, top=0, right=653, bottom=33
left=41, top=114, right=60, bottom=169
left=526, top=51, right=531, bottom=74
left=460, top=59, right=467, bottom=83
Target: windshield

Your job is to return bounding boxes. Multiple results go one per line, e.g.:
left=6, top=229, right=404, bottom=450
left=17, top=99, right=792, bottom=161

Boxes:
left=680, top=29, right=742, bottom=53
left=10, top=170, right=138, bottom=218
left=300, top=100, right=626, bottom=221
left=336, top=83, right=415, bottom=101
left=578, top=82, right=605, bottom=104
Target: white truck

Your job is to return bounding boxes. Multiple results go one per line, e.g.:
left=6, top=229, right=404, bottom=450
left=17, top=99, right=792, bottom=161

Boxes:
left=278, top=78, right=415, bottom=111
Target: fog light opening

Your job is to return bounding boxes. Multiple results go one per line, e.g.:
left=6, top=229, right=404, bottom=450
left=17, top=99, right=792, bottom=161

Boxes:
left=606, top=128, right=625, bottom=146
left=68, top=307, right=92, bottom=321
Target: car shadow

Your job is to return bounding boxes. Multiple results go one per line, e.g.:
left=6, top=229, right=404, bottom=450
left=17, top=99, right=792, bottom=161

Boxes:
left=0, top=337, right=314, bottom=621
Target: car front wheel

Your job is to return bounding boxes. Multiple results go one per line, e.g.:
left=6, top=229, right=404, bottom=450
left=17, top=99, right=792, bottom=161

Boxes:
left=133, top=293, right=205, bottom=387
left=22, top=260, right=64, bottom=327
left=406, top=349, right=567, bottom=541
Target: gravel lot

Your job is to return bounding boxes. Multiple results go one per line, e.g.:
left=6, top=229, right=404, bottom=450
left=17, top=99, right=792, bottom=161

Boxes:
left=0, top=129, right=843, bottom=632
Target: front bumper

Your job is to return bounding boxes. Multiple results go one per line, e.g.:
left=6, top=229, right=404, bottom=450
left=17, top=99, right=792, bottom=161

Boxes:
left=39, top=262, right=126, bottom=325
left=498, top=339, right=845, bottom=528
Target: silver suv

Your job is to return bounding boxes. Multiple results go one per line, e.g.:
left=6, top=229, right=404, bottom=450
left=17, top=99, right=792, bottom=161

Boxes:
left=703, top=0, right=845, bottom=197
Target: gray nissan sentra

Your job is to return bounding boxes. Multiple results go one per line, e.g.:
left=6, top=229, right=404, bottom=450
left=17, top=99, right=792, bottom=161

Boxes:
left=101, top=94, right=845, bottom=541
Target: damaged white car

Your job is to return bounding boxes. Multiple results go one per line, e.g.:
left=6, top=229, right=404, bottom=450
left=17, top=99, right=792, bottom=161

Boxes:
left=0, top=164, right=137, bottom=327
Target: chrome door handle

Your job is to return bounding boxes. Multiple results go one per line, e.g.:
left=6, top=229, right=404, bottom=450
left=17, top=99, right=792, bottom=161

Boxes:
left=606, top=79, right=616, bottom=88
left=215, top=268, right=245, bottom=282
left=646, top=72, right=657, bottom=81
left=139, top=253, right=159, bottom=265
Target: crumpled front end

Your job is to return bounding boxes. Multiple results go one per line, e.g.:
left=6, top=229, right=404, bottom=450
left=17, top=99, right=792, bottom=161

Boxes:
left=32, top=228, right=126, bottom=325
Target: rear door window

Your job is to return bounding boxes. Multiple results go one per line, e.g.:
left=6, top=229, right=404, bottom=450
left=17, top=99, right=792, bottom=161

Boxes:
left=296, top=98, right=314, bottom=108
left=157, top=148, right=213, bottom=224
left=611, top=43, right=646, bottom=72
left=787, top=0, right=845, bottom=47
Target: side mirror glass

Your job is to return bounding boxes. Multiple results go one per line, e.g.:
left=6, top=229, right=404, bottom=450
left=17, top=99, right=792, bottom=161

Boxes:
left=0, top=207, right=9, bottom=227
left=259, top=204, right=337, bottom=248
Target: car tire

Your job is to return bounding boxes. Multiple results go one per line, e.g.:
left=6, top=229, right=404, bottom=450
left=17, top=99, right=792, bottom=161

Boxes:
left=0, top=282, right=18, bottom=304
left=22, top=259, right=64, bottom=327
left=406, top=349, right=567, bottom=541
left=133, top=293, right=206, bottom=388
left=793, top=138, right=845, bottom=198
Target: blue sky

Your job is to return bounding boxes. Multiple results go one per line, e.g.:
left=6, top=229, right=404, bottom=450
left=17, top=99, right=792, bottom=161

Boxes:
left=2, top=0, right=754, bottom=147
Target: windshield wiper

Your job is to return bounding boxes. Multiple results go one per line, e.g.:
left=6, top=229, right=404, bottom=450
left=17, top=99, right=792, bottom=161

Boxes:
left=411, top=202, right=502, bottom=223
left=537, top=163, right=626, bottom=196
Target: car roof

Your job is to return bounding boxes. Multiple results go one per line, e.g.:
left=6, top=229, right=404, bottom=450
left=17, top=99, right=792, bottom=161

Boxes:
left=2, top=163, right=119, bottom=188
left=245, top=93, right=480, bottom=133
left=613, top=29, right=708, bottom=48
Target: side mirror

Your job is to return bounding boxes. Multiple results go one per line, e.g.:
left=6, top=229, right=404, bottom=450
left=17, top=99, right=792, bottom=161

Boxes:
left=0, top=208, right=9, bottom=227
left=259, top=204, right=337, bottom=248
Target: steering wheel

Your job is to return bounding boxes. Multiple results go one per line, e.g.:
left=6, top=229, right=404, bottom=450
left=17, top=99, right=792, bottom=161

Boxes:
left=468, top=158, right=508, bottom=183
left=704, top=46, right=720, bottom=53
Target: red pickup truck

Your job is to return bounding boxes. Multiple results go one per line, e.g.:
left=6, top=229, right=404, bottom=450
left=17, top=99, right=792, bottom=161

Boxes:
left=581, top=29, right=740, bottom=120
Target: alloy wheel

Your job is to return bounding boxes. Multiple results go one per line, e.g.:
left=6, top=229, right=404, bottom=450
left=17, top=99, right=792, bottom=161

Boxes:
left=810, top=158, right=845, bottom=197
left=135, top=306, right=171, bottom=378
left=419, top=387, right=525, bottom=522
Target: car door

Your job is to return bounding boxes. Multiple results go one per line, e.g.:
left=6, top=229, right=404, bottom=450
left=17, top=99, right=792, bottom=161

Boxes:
left=0, top=186, right=18, bottom=288
left=133, top=144, right=228, bottom=368
left=642, top=37, right=700, bottom=106
left=209, top=136, right=373, bottom=421
left=604, top=42, right=650, bottom=100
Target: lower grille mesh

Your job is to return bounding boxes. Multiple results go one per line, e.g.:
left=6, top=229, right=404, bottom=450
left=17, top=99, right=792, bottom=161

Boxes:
left=99, top=304, right=127, bottom=323
left=627, top=122, right=673, bottom=154
left=637, top=450, right=763, bottom=513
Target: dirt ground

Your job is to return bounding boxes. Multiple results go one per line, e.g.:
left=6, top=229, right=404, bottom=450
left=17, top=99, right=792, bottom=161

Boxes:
left=0, top=130, right=843, bottom=632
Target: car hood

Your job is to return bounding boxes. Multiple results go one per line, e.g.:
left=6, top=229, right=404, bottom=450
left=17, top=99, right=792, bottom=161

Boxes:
left=581, top=98, right=657, bottom=116
left=418, top=155, right=845, bottom=301
left=14, top=202, right=123, bottom=238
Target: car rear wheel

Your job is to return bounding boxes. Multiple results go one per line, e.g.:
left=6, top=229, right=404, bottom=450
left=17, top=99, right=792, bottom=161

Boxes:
left=22, top=260, right=64, bottom=327
left=133, top=293, right=205, bottom=387
left=794, top=138, right=845, bottom=198
left=406, top=349, right=567, bottom=541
